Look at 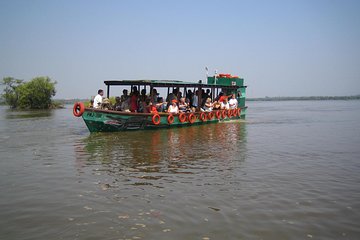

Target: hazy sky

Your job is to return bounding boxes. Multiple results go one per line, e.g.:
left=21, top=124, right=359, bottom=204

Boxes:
left=1, top=0, right=359, bottom=98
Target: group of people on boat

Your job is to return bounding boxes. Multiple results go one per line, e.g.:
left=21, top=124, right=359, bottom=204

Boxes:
left=91, top=87, right=238, bottom=114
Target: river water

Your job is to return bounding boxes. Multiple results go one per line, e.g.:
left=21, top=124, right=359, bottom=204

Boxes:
left=0, top=100, right=359, bottom=240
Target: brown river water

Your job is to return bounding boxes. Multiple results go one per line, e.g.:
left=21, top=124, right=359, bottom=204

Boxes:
left=0, top=100, right=359, bottom=240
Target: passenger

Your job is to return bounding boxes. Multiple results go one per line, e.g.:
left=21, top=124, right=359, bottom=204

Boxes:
left=213, top=101, right=221, bottom=110
left=220, top=97, right=230, bottom=110
left=186, top=89, right=193, bottom=106
left=167, top=99, right=179, bottom=114
left=214, top=92, right=224, bottom=102
left=113, top=96, right=122, bottom=111
left=229, top=94, right=238, bottom=109
left=166, top=89, right=178, bottom=103
left=205, top=89, right=211, bottom=99
left=156, top=97, right=167, bottom=112
left=185, top=98, right=192, bottom=112
left=192, top=90, right=199, bottom=111
left=203, top=98, right=213, bottom=112
left=140, top=89, right=147, bottom=102
left=149, top=102, right=158, bottom=113
left=143, top=98, right=151, bottom=113
left=178, top=97, right=189, bottom=113
left=150, top=88, right=158, bottom=104
left=120, top=89, right=129, bottom=102
left=88, top=99, right=94, bottom=108
left=93, top=89, right=104, bottom=108
left=121, top=98, right=131, bottom=112
left=130, top=90, right=139, bottom=112
left=101, top=98, right=112, bottom=110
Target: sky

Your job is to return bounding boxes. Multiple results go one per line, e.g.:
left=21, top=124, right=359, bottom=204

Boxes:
left=1, top=0, right=360, bottom=99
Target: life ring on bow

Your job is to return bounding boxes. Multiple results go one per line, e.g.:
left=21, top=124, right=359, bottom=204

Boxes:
left=188, top=113, right=196, bottom=124
left=221, top=110, right=227, bottom=119
left=199, top=112, right=207, bottom=122
left=73, top=102, right=85, bottom=117
left=167, top=114, right=174, bottom=124
left=152, top=114, right=161, bottom=125
left=207, top=112, right=214, bottom=120
left=178, top=113, right=187, bottom=123
left=216, top=110, right=221, bottom=119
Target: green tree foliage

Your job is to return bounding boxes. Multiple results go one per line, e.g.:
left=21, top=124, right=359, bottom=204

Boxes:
left=1, top=77, right=23, bottom=108
left=1, top=76, right=57, bottom=109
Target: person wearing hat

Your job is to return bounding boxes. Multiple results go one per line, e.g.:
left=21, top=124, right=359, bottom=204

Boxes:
left=220, top=97, right=230, bottom=110
left=101, top=98, right=112, bottom=110
left=167, top=99, right=179, bottom=114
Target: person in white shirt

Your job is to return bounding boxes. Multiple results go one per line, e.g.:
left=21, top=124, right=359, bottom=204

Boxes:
left=93, top=89, right=104, bottom=108
left=228, top=94, right=238, bottom=109
left=168, top=100, right=179, bottom=114
left=221, top=97, right=230, bottom=110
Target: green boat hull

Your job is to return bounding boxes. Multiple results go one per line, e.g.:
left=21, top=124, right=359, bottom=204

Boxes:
left=81, top=108, right=247, bottom=132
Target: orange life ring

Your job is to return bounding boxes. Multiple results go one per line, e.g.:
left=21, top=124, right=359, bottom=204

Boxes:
left=207, top=112, right=214, bottom=120
left=237, top=108, right=242, bottom=117
left=227, top=109, right=233, bottom=118
left=233, top=109, right=237, bottom=117
left=221, top=110, right=227, bottom=119
left=199, top=112, right=207, bottom=122
left=178, top=113, right=187, bottom=123
left=152, top=114, right=161, bottom=125
left=188, top=113, right=196, bottom=124
left=215, top=110, right=221, bottom=119
left=73, top=102, right=85, bottom=117
left=167, top=114, right=174, bottom=124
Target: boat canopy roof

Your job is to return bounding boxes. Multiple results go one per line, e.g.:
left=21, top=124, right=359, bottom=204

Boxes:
left=104, top=79, right=244, bottom=89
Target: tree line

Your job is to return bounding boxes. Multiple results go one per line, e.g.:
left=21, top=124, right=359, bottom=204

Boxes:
left=1, top=76, right=59, bottom=109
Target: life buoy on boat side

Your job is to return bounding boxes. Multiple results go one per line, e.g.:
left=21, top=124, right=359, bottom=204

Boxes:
left=237, top=108, right=242, bottom=117
left=152, top=114, right=161, bottom=125
left=188, top=113, right=196, bottom=124
left=207, top=112, right=214, bottom=120
left=221, top=110, right=227, bottom=119
left=233, top=109, right=238, bottom=117
left=199, top=112, right=207, bottom=122
left=216, top=110, right=221, bottom=119
left=167, top=114, right=174, bottom=124
left=73, top=102, right=85, bottom=117
left=178, top=113, right=187, bottom=123
left=227, top=109, right=233, bottom=118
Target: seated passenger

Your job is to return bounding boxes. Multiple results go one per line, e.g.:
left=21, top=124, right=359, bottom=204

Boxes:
left=121, top=98, right=131, bottom=112
left=120, top=89, right=129, bottom=102
left=101, top=98, right=112, bottom=110
left=143, top=98, right=151, bottom=113
left=178, top=97, right=189, bottom=112
left=156, top=97, right=167, bottom=112
left=113, top=96, right=122, bottom=111
left=229, top=94, right=238, bottom=109
left=151, top=88, right=158, bottom=104
left=203, top=98, right=213, bottom=112
left=167, top=100, right=179, bottom=114
left=220, top=97, right=230, bottom=110
left=149, top=102, right=158, bottom=113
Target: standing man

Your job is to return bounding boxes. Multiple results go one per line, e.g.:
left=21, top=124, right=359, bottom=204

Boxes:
left=93, top=89, right=104, bottom=108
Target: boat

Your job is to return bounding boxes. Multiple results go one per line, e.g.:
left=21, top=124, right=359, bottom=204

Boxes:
left=73, top=74, right=247, bottom=132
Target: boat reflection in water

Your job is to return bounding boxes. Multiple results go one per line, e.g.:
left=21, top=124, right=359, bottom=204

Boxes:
left=74, top=121, right=247, bottom=182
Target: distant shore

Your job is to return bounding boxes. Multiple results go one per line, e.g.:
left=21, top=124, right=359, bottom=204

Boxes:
left=48, top=95, right=360, bottom=105
left=247, top=95, right=360, bottom=101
